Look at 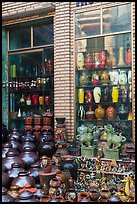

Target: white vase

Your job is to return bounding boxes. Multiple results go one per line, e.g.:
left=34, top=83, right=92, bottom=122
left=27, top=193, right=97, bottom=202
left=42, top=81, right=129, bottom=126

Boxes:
left=109, top=70, right=119, bottom=85
left=17, top=108, right=21, bottom=117
left=77, top=52, right=85, bottom=70
left=119, top=70, right=127, bottom=85
left=93, top=87, right=101, bottom=103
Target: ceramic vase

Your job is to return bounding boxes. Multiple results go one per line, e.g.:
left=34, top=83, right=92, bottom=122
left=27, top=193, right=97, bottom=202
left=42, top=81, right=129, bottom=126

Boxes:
left=109, top=47, right=117, bottom=67
left=78, top=105, right=85, bottom=120
left=84, top=90, right=92, bottom=103
left=93, top=87, right=101, bottom=103
left=126, top=48, right=131, bottom=66
left=95, top=105, right=105, bottom=120
left=86, top=106, right=95, bottom=120
left=101, top=70, right=110, bottom=85
left=78, top=88, right=84, bottom=104
left=112, top=86, right=119, bottom=103
left=91, top=71, right=99, bottom=86
left=85, top=52, right=92, bottom=69
left=100, top=50, right=107, bottom=68
left=94, top=52, right=100, bottom=69
left=79, top=72, right=89, bottom=86
left=77, top=52, right=85, bottom=70
left=109, top=70, right=119, bottom=85
left=117, top=47, right=126, bottom=66
left=128, top=70, right=132, bottom=84
left=106, top=106, right=116, bottom=121
left=101, top=85, right=110, bottom=102
left=121, top=86, right=128, bottom=102
left=129, top=85, right=132, bottom=102
left=119, top=70, right=127, bottom=85
left=118, top=104, right=128, bottom=120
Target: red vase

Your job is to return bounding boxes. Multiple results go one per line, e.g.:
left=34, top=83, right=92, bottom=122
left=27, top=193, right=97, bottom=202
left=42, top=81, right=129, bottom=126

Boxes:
left=86, top=106, right=95, bottom=120
left=85, top=52, right=92, bottom=69
left=106, top=106, right=116, bottom=121
left=94, top=52, right=100, bottom=69
left=31, top=95, right=38, bottom=105
left=44, top=96, right=51, bottom=105
left=85, top=90, right=92, bottom=103
left=100, top=50, right=106, bottom=68
left=126, top=48, right=131, bottom=66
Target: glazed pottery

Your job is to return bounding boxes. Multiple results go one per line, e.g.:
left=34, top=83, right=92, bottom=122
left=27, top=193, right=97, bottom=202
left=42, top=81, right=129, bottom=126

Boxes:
left=101, top=85, right=110, bottom=102
left=19, top=146, right=39, bottom=169
left=94, top=52, right=100, bottom=69
left=118, top=104, right=128, bottom=120
left=2, top=151, right=25, bottom=171
left=2, top=171, right=10, bottom=189
left=31, top=94, right=38, bottom=105
left=78, top=105, right=85, bottom=120
left=77, top=192, right=91, bottom=202
left=100, top=189, right=111, bottom=200
left=100, top=50, right=107, bottom=68
left=55, top=117, right=66, bottom=124
left=20, top=137, right=37, bottom=152
left=101, top=70, right=110, bottom=85
left=90, top=189, right=100, bottom=201
left=79, top=72, right=89, bottom=85
left=84, top=90, right=92, bottom=103
left=38, top=131, right=54, bottom=144
left=28, top=163, right=41, bottom=183
left=2, top=143, right=18, bottom=159
left=2, top=187, right=15, bottom=202
left=45, top=95, right=51, bottom=105
left=77, top=124, right=87, bottom=135
left=7, top=185, right=20, bottom=200
left=37, top=139, right=56, bottom=158
left=119, top=70, right=127, bottom=85
left=55, top=141, right=69, bottom=156
left=91, top=71, right=99, bottom=85
left=40, top=195, right=50, bottom=202
left=21, top=131, right=36, bottom=143
left=49, top=177, right=61, bottom=188
left=95, top=105, right=105, bottom=120
left=78, top=88, right=84, bottom=103
left=33, top=184, right=44, bottom=200
left=39, top=169, right=57, bottom=190
left=112, top=86, right=119, bottom=102
left=11, top=171, right=36, bottom=188
left=39, top=96, right=44, bottom=105
left=15, top=190, right=39, bottom=202
left=77, top=52, right=85, bottom=70
left=129, top=85, right=132, bottom=102
left=65, top=188, right=77, bottom=202
left=8, top=128, right=21, bottom=141
left=46, top=59, right=53, bottom=74
left=86, top=106, right=95, bottom=120
left=60, top=155, right=78, bottom=180
left=7, top=163, right=25, bottom=182
left=85, top=52, right=92, bottom=69
left=126, top=48, right=131, bottom=66
left=117, top=47, right=126, bottom=66
left=8, top=138, right=21, bottom=152
left=106, top=106, right=116, bottom=120
left=93, top=87, right=101, bottom=103
left=109, top=70, right=119, bottom=85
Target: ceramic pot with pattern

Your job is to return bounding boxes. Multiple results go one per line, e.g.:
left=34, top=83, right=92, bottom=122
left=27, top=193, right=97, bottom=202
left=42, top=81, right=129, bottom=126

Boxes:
left=95, top=105, right=105, bottom=120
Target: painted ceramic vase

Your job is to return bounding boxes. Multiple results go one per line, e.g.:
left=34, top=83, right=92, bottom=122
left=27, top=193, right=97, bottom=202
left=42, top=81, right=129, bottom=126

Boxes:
left=86, top=106, right=95, bottom=120
left=101, top=70, right=110, bottom=85
left=106, top=106, right=116, bottom=121
left=121, top=86, right=128, bottom=102
left=32, top=95, right=38, bottom=105
left=109, top=71, right=119, bottom=85
left=84, top=90, right=92, bottom=103
left=109, top=47, right=117, bottom=67
left=78, top=88, right=84, bottom=104
left=93, top=87, right=101, bottom=103
left=126, top=48, right=131, bottom=66
left=101, top=86, right=110, bottom=102
left=85, top=52, right=92, bottom=69
left=112, top=86, right=119, bottom=103
left=91, top=71, right=99, bottom=86
left=94, top=52, right=100, bottom=69
left=77, top=124, right=87, bottom=135
left=78, top=105, right=85, bottom=120
left=79, top=72, right=89, bottom=86
left=77, top=52, right=85, bottom=70
left=95, top=105, right=105, bottom=120
left=119, top=70, right=127, bottom=85
left=100, top=50, right=107, bottom=68
left=129, top=85, right=132, bottom=102
left=117, top=47, right=126, bottom=66
left=39, top=96, right=44, bottom=105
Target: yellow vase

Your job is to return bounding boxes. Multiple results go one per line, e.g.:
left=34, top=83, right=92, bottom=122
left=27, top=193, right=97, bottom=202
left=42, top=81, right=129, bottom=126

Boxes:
left=112, top=86, right=119, bottom=102
left=78, top=88, right=84, bottom=104
left=39, top=96, right=44, bottom=105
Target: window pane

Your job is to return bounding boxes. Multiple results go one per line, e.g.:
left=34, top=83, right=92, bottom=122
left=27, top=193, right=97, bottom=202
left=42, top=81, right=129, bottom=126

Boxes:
left=9, top=26, right=31, bottom=50
left=33, top=18, right=54, bottom=46
left=103, top=4, right=131, bottom=34
left=75, top=10, right=101, bottom=38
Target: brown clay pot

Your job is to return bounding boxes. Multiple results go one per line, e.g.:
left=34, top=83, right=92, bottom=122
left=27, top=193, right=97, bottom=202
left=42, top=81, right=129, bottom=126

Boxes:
left=7, top=163, right=25, bottom=182
left=49, top=177, right=61, bottom=188
left=65, top=188, right=77, bottom=202
left=21, top=131, right=36, bottom=143
left=20, top=137, right=37, bottom=152
left=2, top=143, right=19, bottom=159
left=7, top=128, right=22, bottom=141
left=2, top=151, right=25, bottom=171
left=90, top=189, right=100, bottom=201
left=40, top=195, right=51, bottom=202
left=100, top=189, right=111, bottom=200
left=19, top=146, right=39, bottom=169
left=15, top=190, right=39, bottom=202
left=28, top=163, right=41, bottom=183
left=11, top=171, right=36, bottom=188
left=95, top=105, right=105, bottom=120
left=8, top=138, right=22, bottom=152
left=77, top=192, right=91, bottom=202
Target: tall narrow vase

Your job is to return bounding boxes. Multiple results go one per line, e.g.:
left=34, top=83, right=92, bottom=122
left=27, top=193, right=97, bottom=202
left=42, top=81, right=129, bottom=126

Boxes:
left=78, top=88, right=84, bottom=104
left=117, top=47, right=126, bottom=66
left=93, top=87, right=101, bottom=103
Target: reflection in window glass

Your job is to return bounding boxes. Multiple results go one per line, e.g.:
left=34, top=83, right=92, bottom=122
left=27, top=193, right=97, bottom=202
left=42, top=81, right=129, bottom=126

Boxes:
left=9, top=26, right=31, bottom=50
left=75, top=10, right=101, bottom=38
left=103, top=4, right=131, bottom=34
left=33, top=20, right=54, bottom=46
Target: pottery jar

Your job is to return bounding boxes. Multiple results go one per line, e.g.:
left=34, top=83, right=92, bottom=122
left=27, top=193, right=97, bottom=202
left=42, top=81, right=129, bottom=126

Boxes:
left=55, top=117, right=66, bottom=124
left=20, top=137, right=37, bottom=152
left=118, top=104, right=128, bottom=120
left=78, top=88, right=84, bottom=104
left=106, top=106, right=116, bottom=121
left=33, top=184, right=44, bottom=200
left=2, top=187, right=15, bottom=202
left=40, top=195, right=51, bottom=202
left=2, top=171, right=10, bottom=189
left=95, top=105, right=105, bottom=120
left=77, top=124, right=87, bottom=135
left=90, top=189, right=100, bottom=201
left=21, top=131, right=36, bottom=143
left=31, top=94, right=38, bottom=105
left=60, top=155, right=78, bottom=180
left=45, top=95, right=51, bottom=105
left=101, top=85, right=110, bottom=102
left=8, top=138, right=22, bottom=153
left=78, top=105, right=86, bottom=120
left=109, top=70, right=119, bottom=85
left=86, top=106, right=95, bottom=120
left=100, top=50, right=107, bottom=68
left=119, top=70, right=127, bottom=85
left=7, top=127, right=21, bottom=142
left=100, top=189, right=111, bottom=200
left=108, top=47, right=117, bottom=67
left=7, top=185, right=20, bottom=200
left=65, top=188, right=77, bottom=202
left=2, top=151, right=25, bottom=171
left=93, top=87, right=101, bottom=103
left=121, top=86, right=128, bottom=103
left=108, top=195, right=121, bottom=202
left=84, top=90, right=92, bottom=103
left=15, top=190, right=39, bottom=202
left=77, top=191, right=91, bottom=202
left=126, top=48, right=131, bottom=66
left=101, top=70, right=110, bottom=85
left=77, top=52, right=85, bottom=70
left=79, top=71, right=89, bottom=86
left=94, top=51, right=100, bottom=69
left=56, top=141, right=69, bottom=156
left=49, top=177, right=61, bottom=188
left=38, top=131, right=54, bottom=144
left=46, top=59, right=53, bottom=74
left=117, top=46, right=126, bottom=66
left=2, top=143, right=16, bottom=159
left=91, top=71, right=99, bottom=86
left=85, top=52, right=92, bottom=70
left=7, top=163, right=25, bottom=182
left=128, top=70, right=132, bottom=84
left=28, top=163, right=41, bottom=183
left=19, top=146, right=39, bottom=170
left=11, top=171, right=36, bottom=188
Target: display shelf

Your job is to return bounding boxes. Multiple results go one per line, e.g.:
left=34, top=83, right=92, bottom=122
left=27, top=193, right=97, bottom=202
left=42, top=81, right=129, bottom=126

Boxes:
left=77, top=84, right=130, bottom=89
left=77, top=102, right=132, bottom=106
left=78, top=119, right=132, bottom=123
left=9, top=89, right=53, bottom=93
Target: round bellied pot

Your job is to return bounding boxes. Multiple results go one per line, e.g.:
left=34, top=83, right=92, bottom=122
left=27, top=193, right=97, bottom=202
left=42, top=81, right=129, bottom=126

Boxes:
left=28, top=163, right=41, bottom=183
left=77, top=192, right=91, bottom=202
left=85, top=51, right=92, bottom=70
left=60, top=155, right=78, bottom=180
left=90, top=189, right=100, bottom=201
left=95, top=105, right=105, bottom=120
left=108, top=195, right=122, bottom=202
left=7, top=185, right=20, bottom=200
left=21, top=131, right=36, bottom=143
left=106, top=106, right=116, bottom=121
left=55, top=141, right=69, bottom=156
left=15, top=190, right=39, bottom=202
left=19, top=146, right=39, bottom=170
left=49, top=177, right=61, bottom=188
left=100, top=189, right=111, bottom=200
left=7, top=128, right=22, bottom=142
left=65, top=188, right=77, bottom=202
left=7, top=163, right=25, bottom=182
left=84, top=90, right=93, bottom=103
left=79, top=72, right=89, bottom=86
left=2, top=171, right=10, bottom=189
left=101, top=70, right=110, bottom=85
left=2, top=143, right=19, bottom=159
left=2, top=187, right=15, bottom=202
left=86, top=106, right=95, bottom=120
left=11, top=171, right=36, bottom=188
left=37, top=131, right=54, bottom=144
left=2, top=151, right=25, bottom=171
left=41, top=156, right=52, bottom=173
left=20, top=137, right=37, bottom=152
left=118, top=104, right=128, bottom=120
left=8, top=138, right=22, bottom=152
left=40, top=195, right=51, bottom=202
left=33, top=184, right=44, bottom=200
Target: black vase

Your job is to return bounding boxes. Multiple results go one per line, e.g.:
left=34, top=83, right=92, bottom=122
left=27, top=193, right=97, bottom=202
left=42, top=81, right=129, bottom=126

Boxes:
left=118, top=104, right=128, bottom=120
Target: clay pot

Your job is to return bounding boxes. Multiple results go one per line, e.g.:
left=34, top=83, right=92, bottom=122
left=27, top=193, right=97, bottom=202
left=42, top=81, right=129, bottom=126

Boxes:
left=55, top=141, right=69, bottom=156
left=60, top=155, right=77, bottom=180
left=28, top=163, right=41, bottom=183
left=2, top=143, right=19, bottom=159
left=40, top=195, right=51, bottom=202
left=2, top=151, right=25, bottom=171
left=33, top=184, right=44, bottom=200
left=7, top=128, right=21, bottom=142
left=77, top=192, right=91, bottom=202
left=2, top=187, right=15, bottom=202
left=86, top=106, right=95, bottom=120
left=2, top=171, right=10, bottom=189
left=7, top=163, right=25, bottom=182
left=56, top=170, right=67, bottom=183
left=95, top=105, right=105, bottom=120
left=11, top=171, right=36, bottom=188
left=90, top=189, right=100, bottom=201
left=41, top=158, right=52, bottom=173
left=100, top=189, right=111, bottom=200
left=106, top=106, right=116, bottom=121
left=21, top=131, right=36, bottom=143
left=38, top=131, right=54, bottom=144
left=8, top=138, right=22, bottom=152
left=15, top=190, right=39, bottom=202
left=49, top=177, right=61, bottom=188
left=37, top=139, right=57, bottom=158
left=55, top=117, right=66, bottom=124
left=108, top=195, right=121, bottom=202
left=101, top=70, right=110, bottom=85
left=20, top=137, right=37, bottom=152
left=19, top=147, right=39, bottom=170
left=65, top=188, right=77, bottom=202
